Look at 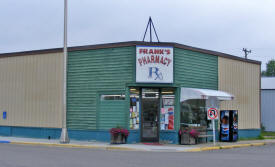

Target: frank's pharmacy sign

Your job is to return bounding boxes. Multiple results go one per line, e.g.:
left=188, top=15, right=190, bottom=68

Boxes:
left=136, top=46, right=173, bottom=83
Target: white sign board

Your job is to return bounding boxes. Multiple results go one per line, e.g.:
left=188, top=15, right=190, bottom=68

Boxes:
left=136, top=46, right=173, bottom=83
left=207, top=108, right=219, bottom=120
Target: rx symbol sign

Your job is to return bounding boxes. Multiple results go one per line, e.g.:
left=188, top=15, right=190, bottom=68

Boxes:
left=148, top=67, right=163, bottom=80
left=207, top=108, right=218, bottom=120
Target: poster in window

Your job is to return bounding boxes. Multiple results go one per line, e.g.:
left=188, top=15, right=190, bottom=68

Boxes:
left=130, top=100, right=140, bottom=130
left=160, top=106, right=174, bottom=130
left=167, top=107, right=174, bottom=130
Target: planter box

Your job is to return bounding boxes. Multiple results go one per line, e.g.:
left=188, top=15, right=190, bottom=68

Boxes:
left=180, top=132, right=196, bottom=145
left=110, top=133, right=127, bottom=144
left=179, top=126, right=208, bottom=145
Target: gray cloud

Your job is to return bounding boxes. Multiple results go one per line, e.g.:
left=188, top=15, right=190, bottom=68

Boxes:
left=1, top=0, right=274, bottom=70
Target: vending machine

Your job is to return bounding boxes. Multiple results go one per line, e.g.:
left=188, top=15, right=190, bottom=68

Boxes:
left=220, top=110, right=238, bottom=142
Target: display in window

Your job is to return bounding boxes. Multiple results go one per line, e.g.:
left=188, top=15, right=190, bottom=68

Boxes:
left=160, top=92, right=175, bottom=130
left=163, top=98, right=174, bottom=106
left=180, top=100, right=207, bottom=128
left=168, top=107, right=174, bottom=129
left=160, top=104, right=174, bottom=130
left=130, top=96, right=140, bottom=130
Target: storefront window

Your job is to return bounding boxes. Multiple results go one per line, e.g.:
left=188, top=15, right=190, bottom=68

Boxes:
left=180, top=99, right=207, bottom=128
left=160, top=88, right=175, bottom=130
left=129, top=87, right=140, bottom=130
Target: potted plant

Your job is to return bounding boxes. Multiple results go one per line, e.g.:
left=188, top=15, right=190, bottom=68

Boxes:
left=120, top=128, right=129, bottom=143
left=189, top=129, right=200, bottom=144
left=110, top=127, right=129, bottom=144
left=179, top=128, right=200, bottom=145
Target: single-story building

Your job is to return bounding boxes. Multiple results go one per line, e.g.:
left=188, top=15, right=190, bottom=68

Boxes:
left=261, top=77, right=275, bottom=132
left=0, top=41, right=261, bottom=143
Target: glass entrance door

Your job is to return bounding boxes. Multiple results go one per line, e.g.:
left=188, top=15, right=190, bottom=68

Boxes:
left=141, top=88, right=160, bottom=142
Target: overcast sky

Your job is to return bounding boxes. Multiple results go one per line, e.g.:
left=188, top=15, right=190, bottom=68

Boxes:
left=0, top=0, right=274, bottom=70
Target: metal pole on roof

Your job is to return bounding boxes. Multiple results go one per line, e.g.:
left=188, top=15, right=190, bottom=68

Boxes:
left=149, top=17, right=152, bottom=42
left=151, top=19, right=160, bottom=42
left=60, top=0, right=70, bottom=144
left=142, top=17, right=160, bottom=42
left=142, top=19, right=150, bottom=42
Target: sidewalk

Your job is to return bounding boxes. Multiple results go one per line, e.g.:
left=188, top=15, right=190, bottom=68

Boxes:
left=1, top=136, right=274, bottom=152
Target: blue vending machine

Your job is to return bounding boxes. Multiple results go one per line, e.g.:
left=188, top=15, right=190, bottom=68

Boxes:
left=220, top=110, right=238, bottom=142
left=232, top=110, right=238, bottom=141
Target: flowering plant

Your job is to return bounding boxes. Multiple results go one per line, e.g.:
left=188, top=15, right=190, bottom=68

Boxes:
left=120, top=129, right=130, bottom=137
left=178, top=129, right=188, bottom=136
left=189, top=129, right=200, bottom=138
left=110, top=128, right=121, bottom=135
left=110, top=128, right=129, bottom=137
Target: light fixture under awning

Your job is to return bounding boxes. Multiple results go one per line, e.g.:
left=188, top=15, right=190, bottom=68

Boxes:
left=180, top=87, right=234, bottom=102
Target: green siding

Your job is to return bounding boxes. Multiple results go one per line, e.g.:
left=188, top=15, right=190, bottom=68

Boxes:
left=98, top=100, right=126, bottom=129
left=174, top=48, right=218, bottom=89
left=67, top=47, right=135, bottom=130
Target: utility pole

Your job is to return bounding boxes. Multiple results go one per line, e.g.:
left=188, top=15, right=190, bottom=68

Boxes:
left=60, top=0, right=70, bottom=144
left=242, top=48, right=251, bottom=59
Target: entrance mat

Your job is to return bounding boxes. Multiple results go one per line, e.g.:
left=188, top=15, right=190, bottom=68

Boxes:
left=142, top=143, right=163, bottom=146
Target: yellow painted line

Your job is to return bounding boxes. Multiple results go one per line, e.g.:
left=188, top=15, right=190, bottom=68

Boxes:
left=10, top=141, right=143, bottom=151
left=220, top=145, right=234, bottom=149
left=106, top=146, right=141, bottom=151
left=183, top=148, right=202, bottom=152
left=185, top=142, right=266, bottom=152
left=220, top=143, right=264, bottom=149
left=11, top=141, right=61, bottom=147
left=231, top=144, right=247, bottom=148
left=10, top=141, right=105, bottom=149
left=251, top=143, right=265, bottom=146
left=200, top=146, right=221, bottom=151
left=226, top=144, right=252, bottom=148
left=238, top=144, right=253, bottom=147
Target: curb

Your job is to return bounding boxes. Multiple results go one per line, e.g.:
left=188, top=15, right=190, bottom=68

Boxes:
left=251, top=143, right=265, bottom=146
left=9, top=141, right=141, bottom=151
left=106, top=146, right=144, bottom=151
left=201, top=146, right=220, bottom=151
left=11, top=142, right=105, bottom=149
left=2, top=141, right=267, bottom=152
left=183, top=142, right=266, bottom=152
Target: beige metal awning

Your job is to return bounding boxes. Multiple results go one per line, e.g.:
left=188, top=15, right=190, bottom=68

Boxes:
left=180, top=87, right=234, bottom=102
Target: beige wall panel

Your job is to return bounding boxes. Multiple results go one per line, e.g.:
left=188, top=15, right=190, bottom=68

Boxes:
left=0, top=53, right=63, bottom=128
left=219, top=57, right=260, bottom=129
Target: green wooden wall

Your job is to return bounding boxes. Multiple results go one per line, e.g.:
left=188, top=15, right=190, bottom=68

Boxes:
left=67, top=46, right=218, bottom=131
left=67, top=46, right=135, bottom=130
left=174, top=48, right=218, bottom=89
left=97, top=100, right=126, bottom=130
